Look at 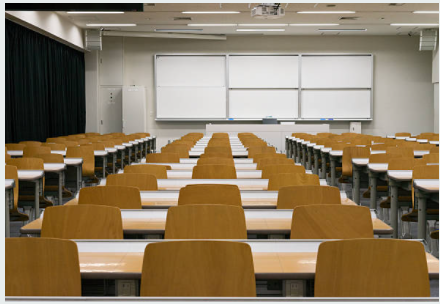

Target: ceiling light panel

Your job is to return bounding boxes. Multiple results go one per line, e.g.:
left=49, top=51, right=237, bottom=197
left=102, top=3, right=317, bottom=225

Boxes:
left=86, top=24, right=136, bottom=27
left=182, top=11, right=240, bottom=14
left=413, top=11, right=439, bottom=14
left=67, top=11, right=124, bottom=14
left=290, top=24, right=340, bottom=26
left=297, top=11, right=355, bottom=14
left=236, top=29, right=285, bottom=32
left=238, top=24, right=288, bottom=26
left=188, top=24, right=237, bottom=27
left=390, top=23, right=439, bottom=26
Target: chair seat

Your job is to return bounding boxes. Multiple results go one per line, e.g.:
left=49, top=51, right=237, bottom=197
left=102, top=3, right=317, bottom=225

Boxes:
left=379, top=196, right=412, bottom=208
left=402, top=209, right=439, bottom=222
left=18, top=196, right=53, bottom=208
left=10, top=210, right=29, bottom=222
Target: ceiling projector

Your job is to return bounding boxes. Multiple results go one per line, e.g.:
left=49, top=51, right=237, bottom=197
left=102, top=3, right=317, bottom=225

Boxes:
left=251, top=3, right=285, bottom=19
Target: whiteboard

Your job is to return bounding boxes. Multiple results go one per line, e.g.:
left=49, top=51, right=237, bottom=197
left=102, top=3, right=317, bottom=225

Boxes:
left=229, top=56, right=299, bottom=88
left=157, top=87, right=226, bottom=119
left=301, top=90, right=371, bottom=119
left=156, top=55, right=226, bottom=87
left=301, top=55, right=372, bottom=88
left=229, top=89, right=298, bottom=119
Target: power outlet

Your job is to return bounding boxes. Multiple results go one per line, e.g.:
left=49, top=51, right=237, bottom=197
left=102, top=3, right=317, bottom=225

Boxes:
left=283, top=280, right=306, bottom=297
left=116, top=280, right=138, bottom=297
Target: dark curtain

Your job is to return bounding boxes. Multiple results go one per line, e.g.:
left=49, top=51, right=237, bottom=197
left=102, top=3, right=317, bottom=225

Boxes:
left=5, top=19, right=86, bottom=143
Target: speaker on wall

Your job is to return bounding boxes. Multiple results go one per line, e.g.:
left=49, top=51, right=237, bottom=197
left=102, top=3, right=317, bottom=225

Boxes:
left=85, top=30, right=102, bottom=51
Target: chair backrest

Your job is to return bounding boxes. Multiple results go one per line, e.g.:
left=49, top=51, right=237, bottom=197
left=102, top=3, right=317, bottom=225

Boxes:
left=41, top=205, right=123, bottom=239
left=78, top=186, right=142, bottom=209
left=46, top=137, right=67, bottom=143
left=178, top=184, right=242, bottom=207
left=192, top=165, right=237, bottom=179
left=268, top=173, right=320, bottom=190
left=386, top=146, right=415, bottom=158
left=6, top=157, right=44, bottom=170
left=6, top=238, right=81, bottom=296
left=41, top=143, right=66, bottom=151
left=200, top=152, right=233, bottom=159
left=211, top=133, right=230, bottom=139
left=140, top=241, right=256, bottom=297
left=431, top=146, right=439, bottom=153
left=247, top=146, right=275, bottom=158
left=165, top=205, right=247, bottom=239
left=77, top=139, right=91, bottom=145
left=342, top=146, right=371, bottom=176
left=146, top=153, right=180, bottom=163
left=63, top=141, right=79, bottom=148
left=207, top=139, right=230, bottom=147
left=423, top=153, right=439, bottom=163
left=290, top=205, right=374, bottom=239
left=204, top=147, right=233, bottom=155
left=84, top=143, right=105, bottom=151
left=197, top=157, right=235, bottom=166
left=99, top=141, right=115, bottom=148
left=161, top=145, right=189, bottom=158
left=5, top=165, right=19, bottom=212
left=66, top=146, right=95, bottom=176
left=5, top=143, right=25, bottom=151
left=253, top=153, right=286, bottom=164
left=314, top=239, right=430, bottom=297
left=261, top=164, right=305, bottom=179
left=395, top=132, right=411, bottom=137
left=19, top=141, right=42, bottom=147
left=23, top=146, right=51, bottom=158
left=277, top=185, right=341, bottom=209
left=388, top=157, right=427, bottom=170
left=124, top=164, right=168, bottom=179
left=413, top=164, right=439, bottom=180
left=107, top=173, right=158, bottom=191
left=368, top=153, right=391, bottom=163
left=35, top=153, right=64, bottom=163
left=257, top=158, right=294, bottom=170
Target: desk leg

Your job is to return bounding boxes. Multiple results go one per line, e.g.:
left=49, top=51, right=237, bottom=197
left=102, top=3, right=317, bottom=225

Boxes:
left=134, top=146, right=138, bottom=163
left=353, top=165, right=361, bottom=204
left=302, top=146, right=306, bottom=167
left=369, top=173, right=377, bottom=209
left=128, top=148, right=132, bottom=165
left=103, top=156, right=107, bottom=178
left=113, top=153, right=116, bottom=174
left=313, top=150, right=319, bottom=175
left=321, top=154, right=327, bottom=180
left=307, top=148, right=312, bottom=171
left=5, top=190, right=11, bottom=238
left=330, top=158, right=336, bottom=187
left=58, top=172, right=63, bottom=206
left=389, top=180, right=399, bottom=239
left=77, top=165, right=82, bottom=192
left=121, top=150, right=125, bottom=169
left=417, top=193, right=427, bottom=240
left=34, top=180, right=40, bottom=220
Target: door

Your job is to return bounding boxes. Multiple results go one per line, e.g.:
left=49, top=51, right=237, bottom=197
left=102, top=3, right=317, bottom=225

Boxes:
left=100, top=86, right=122, bottom=134
left=122, top=86, right=147, bottom=134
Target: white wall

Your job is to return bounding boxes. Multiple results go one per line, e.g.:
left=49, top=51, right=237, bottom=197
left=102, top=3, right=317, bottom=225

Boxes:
left=86, top=35, right=434, bottom=146
left=6, top=11, right=84, bottom=50
left=433, top=39, right=439, bottom=133
left=85, top=50, right=99, bottom=132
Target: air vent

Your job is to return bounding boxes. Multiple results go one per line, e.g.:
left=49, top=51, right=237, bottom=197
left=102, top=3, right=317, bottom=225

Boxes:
left=389, top=3, right=405, bottom=6
left=174, top=17, right=192, bottom=21
left=339, top=17, right=359, bottom=20
left=326, top=4, right=336, bottom=7
left=145, top=3, right=156, bottom=6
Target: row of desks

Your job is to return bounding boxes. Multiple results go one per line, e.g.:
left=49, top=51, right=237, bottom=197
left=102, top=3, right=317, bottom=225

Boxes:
left=22, top=209, right=392, bottom=236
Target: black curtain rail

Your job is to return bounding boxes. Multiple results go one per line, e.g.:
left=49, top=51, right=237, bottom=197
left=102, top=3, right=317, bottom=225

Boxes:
left=5, top=19, right=86, bottom=143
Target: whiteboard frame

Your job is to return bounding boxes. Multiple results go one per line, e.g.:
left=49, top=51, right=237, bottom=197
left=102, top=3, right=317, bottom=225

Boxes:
left=154, top=53, right=374, bottom=121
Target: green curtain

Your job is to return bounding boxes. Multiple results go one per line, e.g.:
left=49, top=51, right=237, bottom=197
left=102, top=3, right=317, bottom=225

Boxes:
left=5, top=19, right=86, bottom=143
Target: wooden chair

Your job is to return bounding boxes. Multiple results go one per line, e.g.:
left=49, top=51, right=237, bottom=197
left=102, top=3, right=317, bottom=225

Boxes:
left=395, top=132, right=412, bottom=137
left=253, top=153, right=286, bottom=164
left=268, top=173, right=320, bottom=191
left=66, top=146, right=97, bottom=183
left=341, top=146, right=370, bottom=177
left=41, top=205, right=123, bottom=239
left=146, top=153, right=180, bottom=163
left=41, top=143, right=66, bottom=151
left=247, top=146, right=275, bottom=158
left=19, top=141, right=42, bottom=147
left=197, top=157, right=235, bottom=166
left=204, top=147, right=233, bottom=155
left=257, top=158, right=294, bottom=170
left=192, top=165, right=237, bottom=179
left=5, top=151, right=11, bottom=161
left=6, top=238, right=81, bottom=296
left=78, top=186, right=142, bottom=209
left=178, top=184, right=242, bottom=207
left=431, top=146, right=439, bottom=153
left=261, top=164, right=305, bottom=179
left=36, top=153, right=72, bottom=200
left=165, top=205, right=247, bottom=239
left=290, top=205, right=374, bottom=239
left=161, top=145, right=190, bottom=158
left=5, top=143, right=25, bottom=151
left=140, top=241, right=256, bottom=297
left=386, top=146, right=414, bottom=158
left=314, top=239, right=430, bottom=297
left=64, top=141, right=79, bottom=148
left=107, top=173, right=158, bottom=191
left=5, top=165, right=28, bottom=222
left=46, top=137, right=67, bottom=143
left=211, top=133, right=230, bottom=139
left=124, top=164, right=169, bottom=179
left=277, top=185, right=341, bottom=209
left=200, top=152, right=233, bottom=159
left=22, top=146, right=51, bottom=157
left=423, top=153, right=439, bottom=163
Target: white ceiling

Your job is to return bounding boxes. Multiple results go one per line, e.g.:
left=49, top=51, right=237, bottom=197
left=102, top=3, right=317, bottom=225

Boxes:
left=58, top=3, right=439, bottom=36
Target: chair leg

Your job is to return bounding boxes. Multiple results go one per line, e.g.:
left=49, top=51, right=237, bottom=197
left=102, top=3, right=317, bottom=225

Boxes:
left=382, top=207, right=390, bottom=225
left=23, top=206, right=33, bottom=224
left=400, top=207, right=411, bottom=239
left=426, top=220, right=437, bottom=251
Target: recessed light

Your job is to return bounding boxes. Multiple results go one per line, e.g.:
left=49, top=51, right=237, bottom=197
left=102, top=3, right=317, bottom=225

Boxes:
left=155, top=29, right=203, bottom=32
left=238, top=24, right=288, bottom=27
left=290, top=23, right=340, bottom=26
left=67, top=11, right=125, bottom=14
left=182, top=11, right=240, bottom=14
left=390, top=23, right=439, bottom=26
left=297, top=11, right=355, bottom=14
left=188, top=24, right=237, bottom=27
left=86, top=24, right=136, bottom=27
left=236, top=29, right=285, bottom=32
left=318, top=29, right=367, bottom=31
left=413, top=11, right=439, bottom=14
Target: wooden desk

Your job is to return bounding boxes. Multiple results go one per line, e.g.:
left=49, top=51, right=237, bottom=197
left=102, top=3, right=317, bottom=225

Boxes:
left=99, top=178, right=328, bottom=190
left=189, top=151, right=248, bottom=158
left=67, top=190, right=355, bottom=209
left=414, top=179, right=440, bottom=239
left=180, top=158, right=254, bottom=164
left=5, top=179, right=14, bottom=238
left=21, top=209, right=392, bottom=237
left=17, top=170, right=44, bottom=220
left=137, top=163, right=258, bottom=170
